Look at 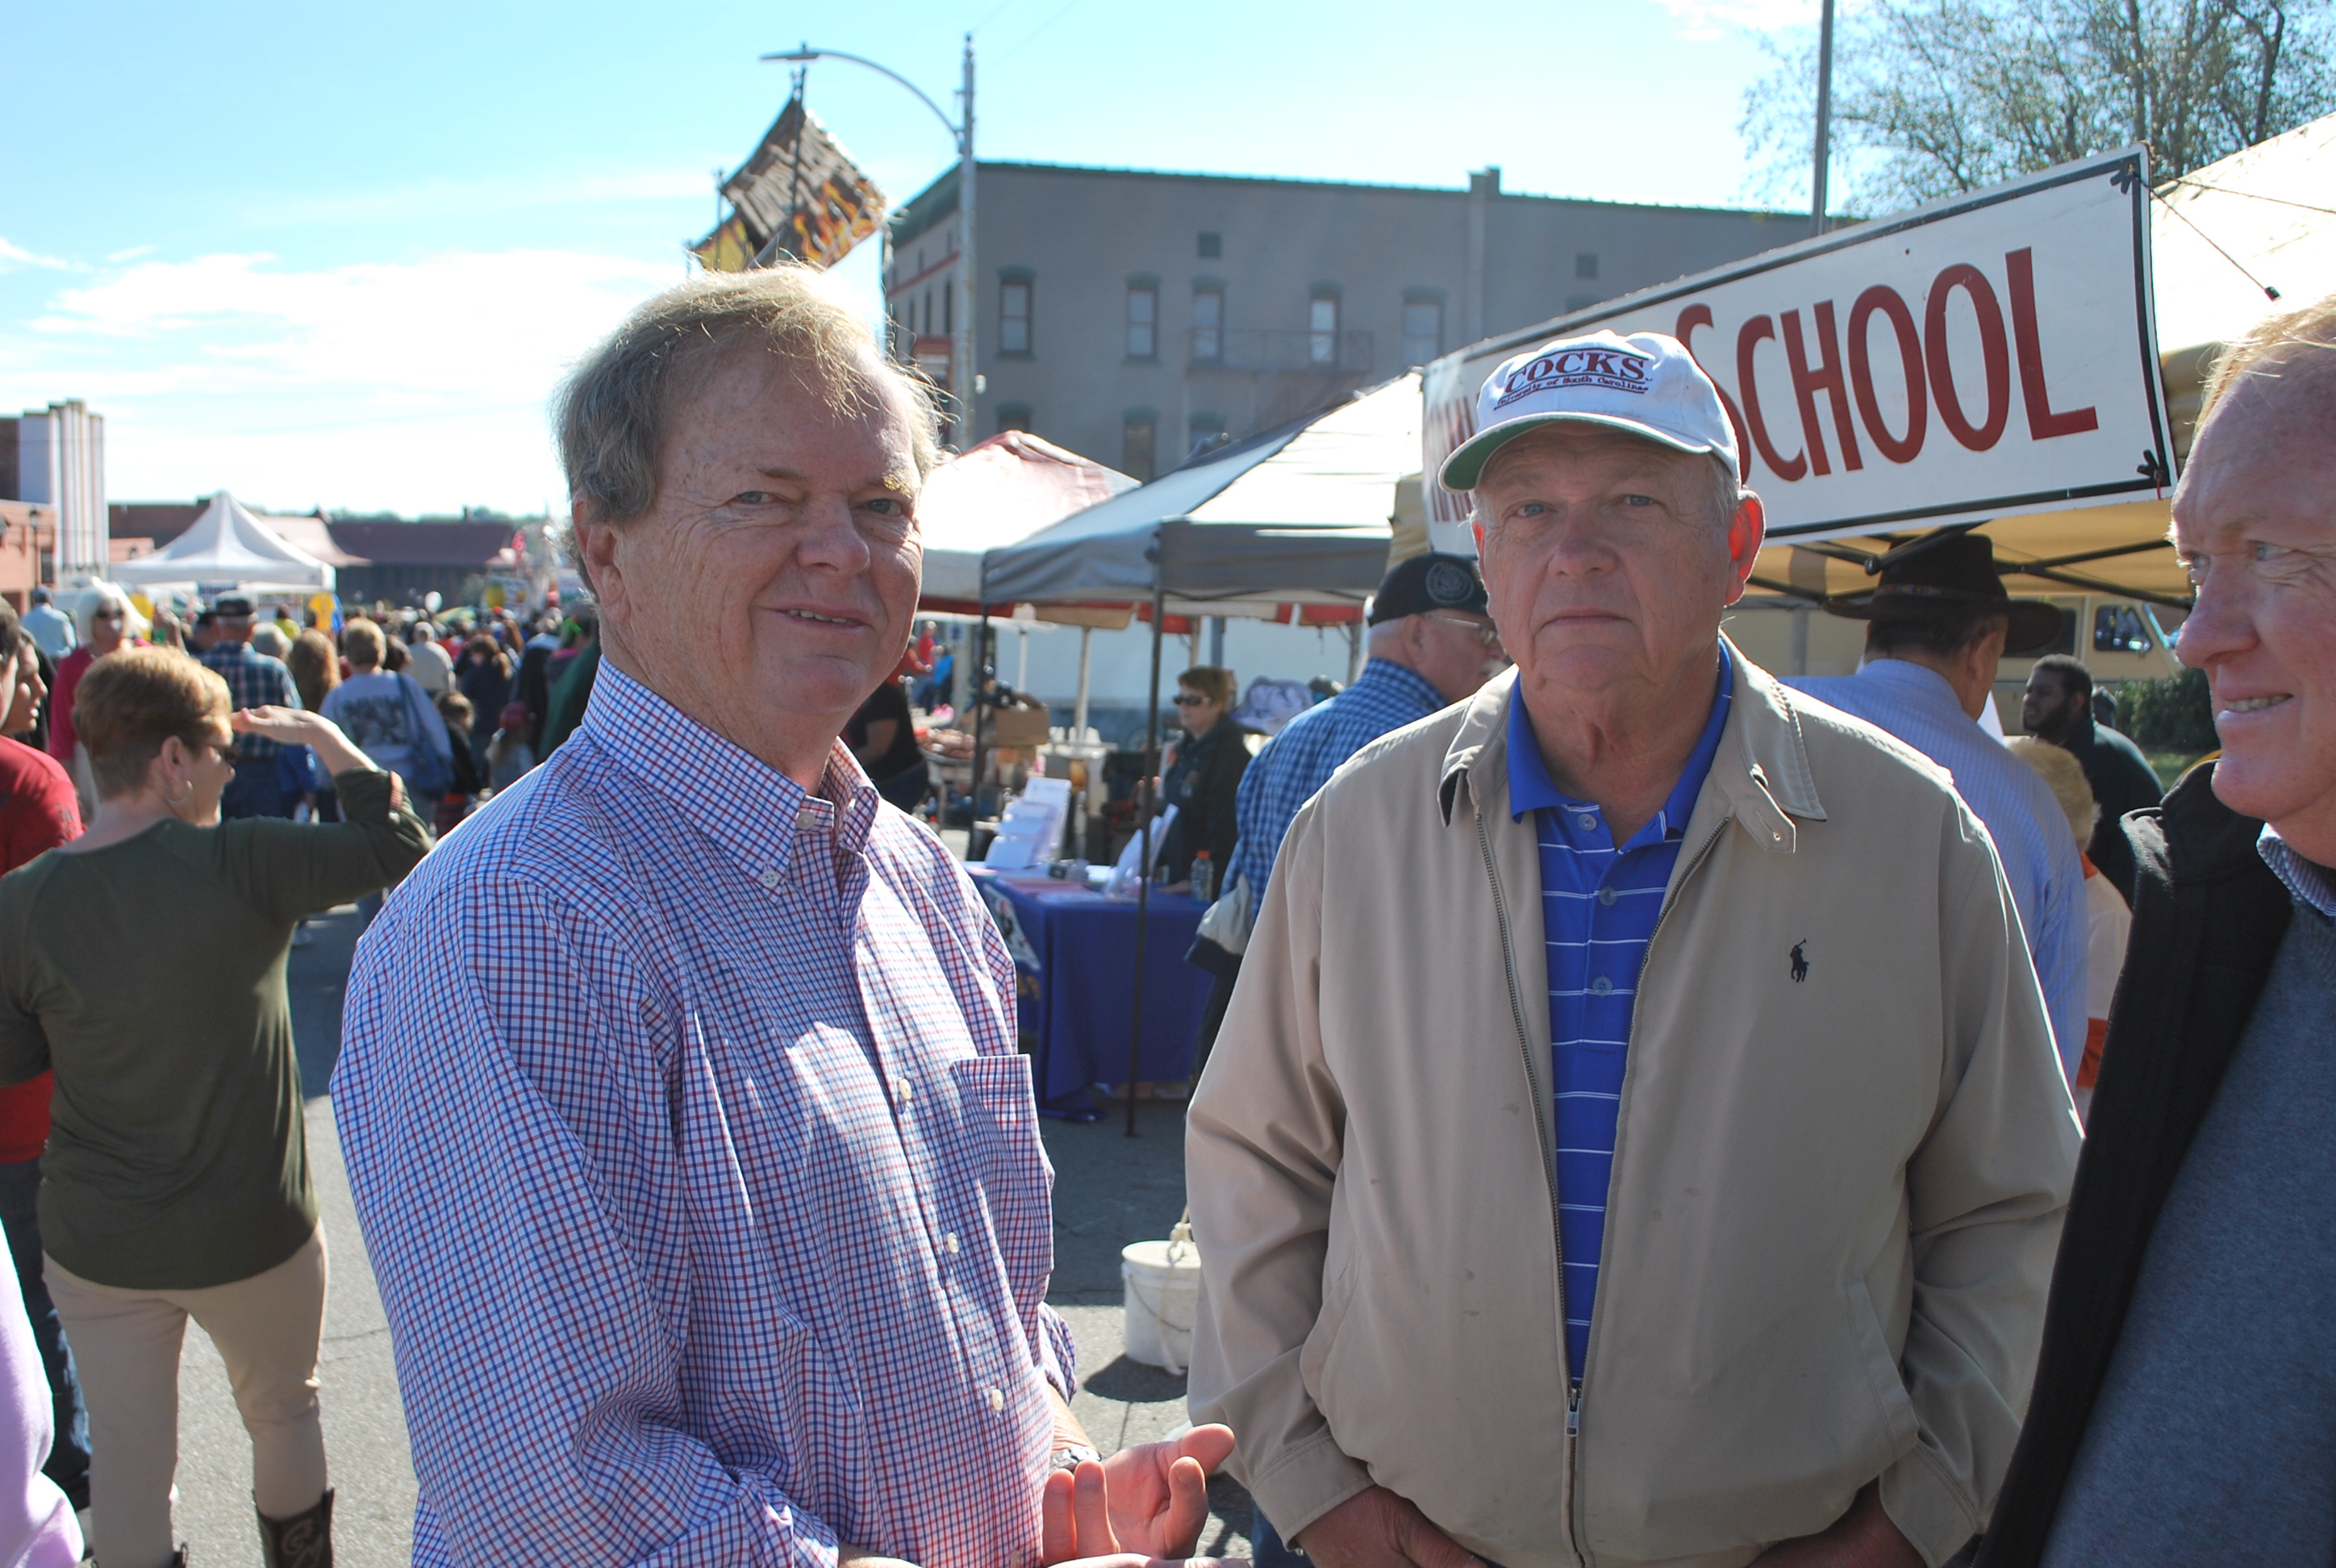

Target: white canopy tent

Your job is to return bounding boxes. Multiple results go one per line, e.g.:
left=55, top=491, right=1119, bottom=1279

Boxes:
left=917, top=432, right=1137, bottom=605
left=982, top=370, right=1420, bottom=612
left=109, top=491, right=336, bottom=594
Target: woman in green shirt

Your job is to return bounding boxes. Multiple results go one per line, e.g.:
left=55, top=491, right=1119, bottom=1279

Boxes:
left=0, top=647, right=431, bottom=1568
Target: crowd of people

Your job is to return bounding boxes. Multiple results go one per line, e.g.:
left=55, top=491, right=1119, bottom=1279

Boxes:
left=0, top=259, right=2324, bottom=1568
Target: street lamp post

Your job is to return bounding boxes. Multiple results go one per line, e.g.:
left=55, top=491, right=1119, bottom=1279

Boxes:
left=763, top=35, right=978, bottom=438
left=1810, top=0, right=1836, bottom=239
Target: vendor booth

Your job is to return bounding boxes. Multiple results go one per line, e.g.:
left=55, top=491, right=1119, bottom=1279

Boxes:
left=1420, top=121, right=2335, bottom=713
left=974, top=370, right=1420, bottom=1126
left=108, top=490, right=337, bottom=595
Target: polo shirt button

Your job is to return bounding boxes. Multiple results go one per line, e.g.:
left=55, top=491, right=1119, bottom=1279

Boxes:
left=986, top=1386, right=1005, bottom=1412
left=1576, top=814, right=1597, bottom=832
left=1590, top=976, right=1613, bottom=995
left=1596, top=886, right=1616, bottom=906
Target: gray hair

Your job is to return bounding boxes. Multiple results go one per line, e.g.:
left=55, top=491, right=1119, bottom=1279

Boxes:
left=76, top=582, right=141, bottom=644
left=2198, top=287, right=2336, bottom=427
left=554, top=265, right=943, bottom=569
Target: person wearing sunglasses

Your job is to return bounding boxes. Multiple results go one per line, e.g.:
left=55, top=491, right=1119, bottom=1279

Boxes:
left=1158, top=665, right=1254, bottom=893
left=44, top=585, right=143, bottom=824
left=0, top=648, right=431, bottom=1568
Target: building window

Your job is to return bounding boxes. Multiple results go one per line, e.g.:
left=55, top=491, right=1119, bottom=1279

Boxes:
left=1123, top=412, right=1158, bottom=481
left=1401, top=298, right=1442, bottom=367
left=999, top=277, right=1032, bottom=356
left=997, top=402, right=1033, bottom=434
left=1198, top=231, right=1222, bottom=259
left=1308, top=294, right=1340, bottom=366
left=1192, top=286, right=1224, bottom=362
left=1576, top=252, right=1599, bottom=279
left=1126, top=283, right=1158, bottom=360
left=921, top=289, right=932, bottom=335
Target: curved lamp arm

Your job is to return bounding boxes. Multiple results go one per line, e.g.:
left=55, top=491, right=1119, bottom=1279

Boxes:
left=761, top=46, right=965, bottom=150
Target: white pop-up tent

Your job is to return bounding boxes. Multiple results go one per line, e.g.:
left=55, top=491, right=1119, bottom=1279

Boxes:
left=110, top=491, right=336, bottom=593
left=982, top=370, right=1418, bottom=613
left=918, top=432, right=1138, bottom=606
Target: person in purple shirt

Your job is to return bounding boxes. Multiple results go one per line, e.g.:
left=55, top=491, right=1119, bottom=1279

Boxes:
left=334, top=266, right=1228, bottom=1568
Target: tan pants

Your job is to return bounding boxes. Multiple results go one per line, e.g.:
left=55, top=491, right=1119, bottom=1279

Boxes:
left=45, top=1229, right=329, bottom=1568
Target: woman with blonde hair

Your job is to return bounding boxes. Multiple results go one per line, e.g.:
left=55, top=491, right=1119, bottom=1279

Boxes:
left=2009, top=735, right=2134, bottom=1124
left=0, top=648, right=431, bottom=1568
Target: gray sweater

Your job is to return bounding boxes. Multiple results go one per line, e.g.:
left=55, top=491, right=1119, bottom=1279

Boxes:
left=2042, top=897, right=2336, bottom=1566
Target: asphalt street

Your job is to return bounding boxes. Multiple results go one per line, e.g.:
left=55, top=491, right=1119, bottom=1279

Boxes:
left=166, top=905, right=1254, bottom=1565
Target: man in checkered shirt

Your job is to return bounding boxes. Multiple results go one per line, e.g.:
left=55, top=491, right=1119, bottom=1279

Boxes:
left=199, top=594, right=304, bottom=819
left=335, top=267, right=1230, bottom=1568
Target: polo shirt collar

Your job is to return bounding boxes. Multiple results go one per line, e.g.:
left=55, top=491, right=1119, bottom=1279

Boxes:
left=580, top=658, right=880, bottom=885
left=1505, top=644, right=1737, bottom=847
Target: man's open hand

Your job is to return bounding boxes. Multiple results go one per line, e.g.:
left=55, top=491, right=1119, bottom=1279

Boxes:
left=1040, top=1425, right=1236, bottom=1564
left=1293, top=1486, right=1483, bottom=1568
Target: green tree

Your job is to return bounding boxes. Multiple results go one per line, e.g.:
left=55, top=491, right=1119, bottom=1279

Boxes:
left=1742, top=0, right=2336, bottom=213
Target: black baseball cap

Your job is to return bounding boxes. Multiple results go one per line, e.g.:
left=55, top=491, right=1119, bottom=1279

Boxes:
left=1368, top=552, right=1489, bottom=626
left=213, top=595, right=256, bottom=619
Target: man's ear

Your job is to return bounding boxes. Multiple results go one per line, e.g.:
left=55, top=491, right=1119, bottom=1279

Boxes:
left=573, top=504, right=625, bottom=624
left=1721, top=492, right=1767, bottom=608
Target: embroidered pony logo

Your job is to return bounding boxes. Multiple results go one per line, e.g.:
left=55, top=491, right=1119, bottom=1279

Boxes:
left=1790, top=940, right=1810, bottom=983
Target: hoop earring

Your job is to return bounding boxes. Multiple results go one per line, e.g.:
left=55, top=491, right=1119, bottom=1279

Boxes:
left=165, top=779, right=194, bottom=809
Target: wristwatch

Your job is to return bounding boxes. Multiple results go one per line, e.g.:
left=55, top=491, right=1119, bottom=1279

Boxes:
left=1049, top=1444, right=1103, bottom=1473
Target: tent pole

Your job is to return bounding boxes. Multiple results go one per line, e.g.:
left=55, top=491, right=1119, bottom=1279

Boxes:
left=1347, top=620, right=1362, bottom=683
left=1073, top=626, right=1093, bottom=741
left=1125, top=572, right=1166, bottom=1138
left=968, top=602, right=991, bottom=861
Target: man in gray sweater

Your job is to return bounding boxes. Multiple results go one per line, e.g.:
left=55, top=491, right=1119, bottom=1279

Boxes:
left=1978, top=292, right=2336, bottom=1567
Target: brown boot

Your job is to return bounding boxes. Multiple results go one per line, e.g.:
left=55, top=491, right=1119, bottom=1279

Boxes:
left=256, top=1487, right=332, bottom=1568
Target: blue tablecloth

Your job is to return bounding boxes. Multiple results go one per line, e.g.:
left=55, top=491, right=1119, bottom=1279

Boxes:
left=971, top=870, right=1211, bottom=1116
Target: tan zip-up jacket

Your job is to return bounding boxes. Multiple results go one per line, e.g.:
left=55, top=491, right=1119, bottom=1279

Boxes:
left=1187, top=647, right=2079, bottom=1568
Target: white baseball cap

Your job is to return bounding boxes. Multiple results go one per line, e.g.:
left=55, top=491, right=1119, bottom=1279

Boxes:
left=1438, top=329, right=1739, bottom=490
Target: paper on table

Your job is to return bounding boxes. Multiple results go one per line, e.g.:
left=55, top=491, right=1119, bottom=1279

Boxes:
left=1104, top=804, right=1177, bottom=900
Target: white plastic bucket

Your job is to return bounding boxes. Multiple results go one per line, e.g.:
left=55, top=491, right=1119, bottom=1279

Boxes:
left=1121, top=1234, right=1203, bottom=1374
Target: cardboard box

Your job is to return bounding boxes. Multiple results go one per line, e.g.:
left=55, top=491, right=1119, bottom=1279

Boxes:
left=987, top=703, right=1053, bottom=747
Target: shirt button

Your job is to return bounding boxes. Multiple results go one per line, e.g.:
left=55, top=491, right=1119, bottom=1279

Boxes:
left=986, top=1386, right=1005, bottom=1412
left=896, top=1077, right=914, bottom=1103
left=945, top=1232, right=961, bottom=1254
left=1590, top=976, right=1614, bottom=995
left=1596, top=886, right=1616, bottom=907
left=1576, top=814, right=1597, bottom=832
left=757, top=866, right=782, bottom=890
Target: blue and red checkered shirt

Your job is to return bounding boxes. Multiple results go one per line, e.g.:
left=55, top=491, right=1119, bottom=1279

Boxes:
left=1508, top=647, right=1733, bottom=1384
left=335, top=661, right=1074, bottom=1568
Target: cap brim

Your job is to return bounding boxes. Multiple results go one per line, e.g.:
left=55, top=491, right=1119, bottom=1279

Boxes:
left=1824, top=594, right=2067, bottom=655
left=1438, top=411, right=1719, bottom=491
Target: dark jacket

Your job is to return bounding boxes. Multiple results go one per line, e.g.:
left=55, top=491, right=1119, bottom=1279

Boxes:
left=1159, top=719, right=1254, bottom=886
left=1976, top=763, right=2292, bottom=1568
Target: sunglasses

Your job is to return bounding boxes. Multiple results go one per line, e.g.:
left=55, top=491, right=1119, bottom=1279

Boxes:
left=1425, top=614, right=1504, bottom=649
left=1171, top=693, right=1213, bottom=707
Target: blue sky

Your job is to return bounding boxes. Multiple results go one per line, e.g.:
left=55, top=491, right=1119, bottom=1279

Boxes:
left=0, top=0, right=1815, bottom=516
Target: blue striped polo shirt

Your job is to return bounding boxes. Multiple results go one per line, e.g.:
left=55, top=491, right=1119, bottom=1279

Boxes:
left=1507, top=647, right=1733, bottom=1382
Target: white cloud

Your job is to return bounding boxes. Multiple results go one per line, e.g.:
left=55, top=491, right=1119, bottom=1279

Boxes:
left=0, top=237, right=70, bottom=273
left=1650, top=0, right=1818, bottom=39
left=1, top=246, right=688, bottom=514
left=105, top=245, right=156, bottom=265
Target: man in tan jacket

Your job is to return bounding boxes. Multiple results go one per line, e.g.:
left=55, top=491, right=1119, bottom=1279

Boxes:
left=1187, top=330, right=2078, bottom=1568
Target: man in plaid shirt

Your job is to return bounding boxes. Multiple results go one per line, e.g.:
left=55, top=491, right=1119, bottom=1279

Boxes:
left=200, top=595, right=304, bottom=819
left=336, top=267, right=1229, bottom=1568
left=1192, top=553, right=1504, bottom=1071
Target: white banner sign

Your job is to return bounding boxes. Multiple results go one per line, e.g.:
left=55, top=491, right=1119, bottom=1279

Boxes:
left=1423, top=150, right=2174, bottom=549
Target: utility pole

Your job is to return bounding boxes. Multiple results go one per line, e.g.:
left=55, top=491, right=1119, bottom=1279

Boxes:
left=957, top=35, right=978, bottom=441
left=1810, top=0, right=1837, bottom=239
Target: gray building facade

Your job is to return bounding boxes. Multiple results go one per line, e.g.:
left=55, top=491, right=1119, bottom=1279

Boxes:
left=885, top=161, right=1802, bottom=477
